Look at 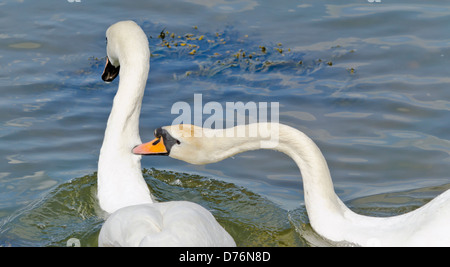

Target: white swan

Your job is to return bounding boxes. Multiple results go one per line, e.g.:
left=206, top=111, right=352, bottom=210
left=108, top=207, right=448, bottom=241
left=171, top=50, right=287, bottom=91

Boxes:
left=96, top=21, right=235, bottom=247
left=133, top=123, right=450, bottom=246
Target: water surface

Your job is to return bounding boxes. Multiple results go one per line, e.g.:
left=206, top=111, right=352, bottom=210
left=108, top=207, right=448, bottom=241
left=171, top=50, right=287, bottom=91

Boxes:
left=1, top=0, right=450, bottom=246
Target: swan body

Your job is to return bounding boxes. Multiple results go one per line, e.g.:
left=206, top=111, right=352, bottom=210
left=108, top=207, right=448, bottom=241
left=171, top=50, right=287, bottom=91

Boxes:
left=99, top=201, right=234, bottom=247
left=96, top=21, right=235, bottom=247
left=133, top=123, right=450, bottom=246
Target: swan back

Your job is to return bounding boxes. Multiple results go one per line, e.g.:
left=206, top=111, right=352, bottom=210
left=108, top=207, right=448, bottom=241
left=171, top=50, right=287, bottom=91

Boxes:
left=98, top=201, right=236, bottom=247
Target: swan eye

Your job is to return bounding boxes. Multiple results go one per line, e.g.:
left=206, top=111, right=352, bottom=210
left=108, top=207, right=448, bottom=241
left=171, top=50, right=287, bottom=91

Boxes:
left=176, top=140, right=181, bottom=145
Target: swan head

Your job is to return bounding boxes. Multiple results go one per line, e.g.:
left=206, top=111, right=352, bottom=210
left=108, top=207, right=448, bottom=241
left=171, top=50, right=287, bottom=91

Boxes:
left=133, top=124, right=278, bottom=165
left=101, top=20, right=150, bottom=82
left=133, top=124, right=232, bottom=165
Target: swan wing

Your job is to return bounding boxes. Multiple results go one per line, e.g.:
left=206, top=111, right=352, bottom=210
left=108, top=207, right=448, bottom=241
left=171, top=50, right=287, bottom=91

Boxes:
left=98, top=201, right=235, bottom=247
left=98, top=204, right=163, bottom=247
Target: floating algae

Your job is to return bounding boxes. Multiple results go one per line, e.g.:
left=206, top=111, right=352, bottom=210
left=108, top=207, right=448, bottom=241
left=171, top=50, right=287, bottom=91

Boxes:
left=142, top=25, right=347, bottom=79
left=88, top=24, right=354, bottom=81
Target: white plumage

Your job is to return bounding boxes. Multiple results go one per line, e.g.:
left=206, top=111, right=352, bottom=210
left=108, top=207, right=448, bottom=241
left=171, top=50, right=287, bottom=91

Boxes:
left=96, top=21, right=235, bottom=247
left=134, top=123, right=450, bottom=246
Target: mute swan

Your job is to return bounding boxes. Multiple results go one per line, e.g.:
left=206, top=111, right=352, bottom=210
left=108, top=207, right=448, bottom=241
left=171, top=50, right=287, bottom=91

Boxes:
left=133, top=123, right=450, bottom=246
left=96, top=21, right=235, bottom=247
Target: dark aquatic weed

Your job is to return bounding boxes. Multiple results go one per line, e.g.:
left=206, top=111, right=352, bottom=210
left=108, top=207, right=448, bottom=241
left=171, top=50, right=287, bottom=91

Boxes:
left=144, top=25, right=342, bottom=79
left=88, top=24, right=353, bottom=83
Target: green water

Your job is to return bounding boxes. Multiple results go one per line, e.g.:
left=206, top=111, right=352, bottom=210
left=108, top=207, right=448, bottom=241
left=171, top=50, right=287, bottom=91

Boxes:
left=3, top=167, right=446, bottom=247
left=0, top=169, right=308, bottom=247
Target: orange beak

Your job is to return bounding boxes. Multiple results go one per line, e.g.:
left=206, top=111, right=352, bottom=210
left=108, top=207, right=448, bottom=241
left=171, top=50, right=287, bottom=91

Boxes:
left=133, top=137, right=168, bottom=155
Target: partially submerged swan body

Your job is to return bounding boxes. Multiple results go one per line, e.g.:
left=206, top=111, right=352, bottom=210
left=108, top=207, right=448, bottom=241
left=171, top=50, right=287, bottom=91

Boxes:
left=96, top=21, right=235, bottom=247
left=134, top=123, right=450, bottom=246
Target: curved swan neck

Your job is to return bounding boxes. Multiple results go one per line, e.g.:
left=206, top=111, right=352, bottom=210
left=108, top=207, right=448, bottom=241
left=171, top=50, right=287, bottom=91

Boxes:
left=271, top=125, right=350, bottom=225
left=189, top=123, right=351, bottom=228
left=104, top=61, right=149, bottom=145
left=163, top=122, right=450, bottom=246
left=98, top=21, right=153, bottom=214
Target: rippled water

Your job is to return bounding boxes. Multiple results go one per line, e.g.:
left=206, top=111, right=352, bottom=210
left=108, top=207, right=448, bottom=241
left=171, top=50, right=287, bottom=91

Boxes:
left=1, top=0, right=450, bottom=246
